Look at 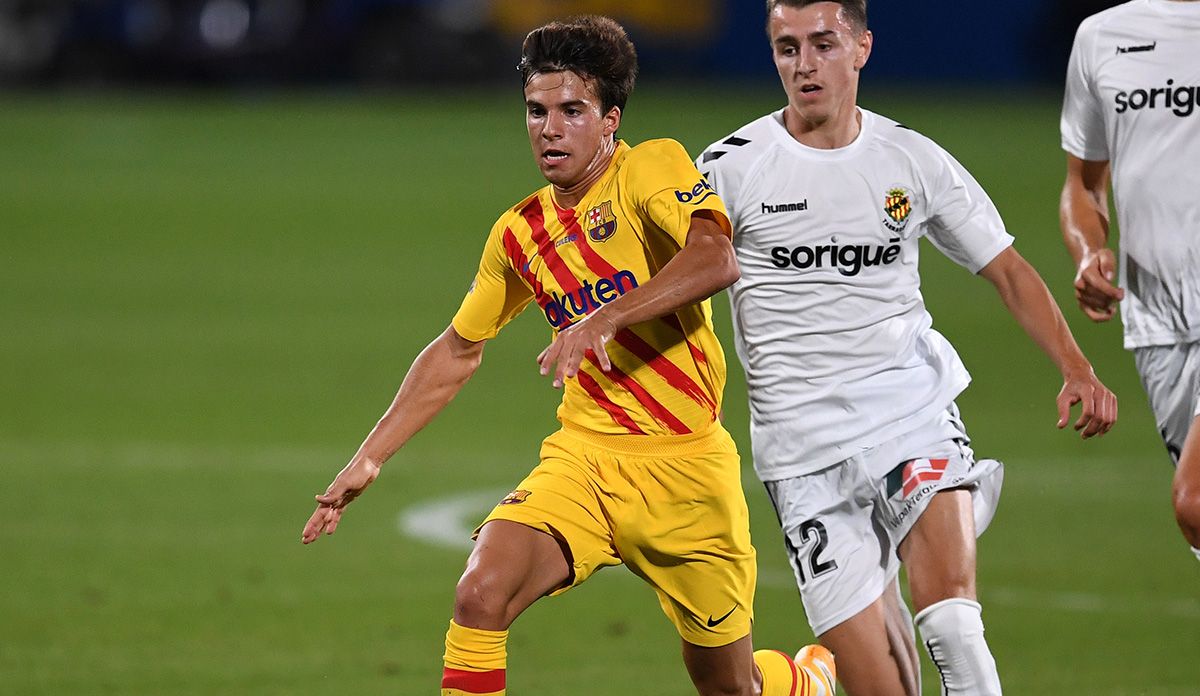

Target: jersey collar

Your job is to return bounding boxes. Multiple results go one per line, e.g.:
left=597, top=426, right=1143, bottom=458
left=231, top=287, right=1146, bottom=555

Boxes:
left=769, top=107, right=874, bottom=160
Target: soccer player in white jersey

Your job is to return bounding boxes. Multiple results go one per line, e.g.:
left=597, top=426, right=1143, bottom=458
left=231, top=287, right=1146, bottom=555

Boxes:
left=1060, top=0, right=1200, bottom=565
left=698, top=2, right=1118, bottom=694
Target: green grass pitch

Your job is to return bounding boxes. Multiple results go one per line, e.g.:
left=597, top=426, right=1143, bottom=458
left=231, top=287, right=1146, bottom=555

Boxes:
left=2, top=86, right=1197, bottom=694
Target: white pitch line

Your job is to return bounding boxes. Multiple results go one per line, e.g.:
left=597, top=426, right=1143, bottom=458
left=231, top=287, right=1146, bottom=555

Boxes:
left=983, top=586, right=1200, bottom=620
left=397, top=488, right=510, bottom=551
left=397, top=488, right=1200, bottom=620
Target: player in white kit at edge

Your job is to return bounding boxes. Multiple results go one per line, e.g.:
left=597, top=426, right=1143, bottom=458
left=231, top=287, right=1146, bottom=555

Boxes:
left=1059, top=0, right=1200, bottom=565
left=699, top=2, right=1118, bottom=694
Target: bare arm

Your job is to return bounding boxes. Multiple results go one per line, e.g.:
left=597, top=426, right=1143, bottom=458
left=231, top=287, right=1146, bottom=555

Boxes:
left=536, top=211, right=739, bottom=387
left=301, top=326, right=485, bottom=543
left=978, top=246, right=1117, bottom=438
left=1060, top=154, right=1124, bottom=321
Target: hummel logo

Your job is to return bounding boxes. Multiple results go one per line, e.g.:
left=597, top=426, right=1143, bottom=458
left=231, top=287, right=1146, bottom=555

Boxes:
left=1117, top=42, right=1156, bottom=54
left=706, top=606, right=738, bottom=627
left=762, top=200, right=808, bottom=214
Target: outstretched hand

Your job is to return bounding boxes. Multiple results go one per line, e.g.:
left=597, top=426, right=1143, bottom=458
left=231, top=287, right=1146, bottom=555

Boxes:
left=537, top=311, right=618, bottom=388
left=1055, top=368, right=1117, bottom=438
left=1073, top=249, right=1124, bottom=322
left=301, top=456, right=381, bottom=544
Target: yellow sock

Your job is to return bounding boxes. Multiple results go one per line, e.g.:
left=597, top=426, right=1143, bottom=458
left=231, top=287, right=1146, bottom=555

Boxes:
left=441, top=620, right=507, bottom=696
left=755, top=646, right=837, bottom=696
left=754, top=649, right=800, bottom=696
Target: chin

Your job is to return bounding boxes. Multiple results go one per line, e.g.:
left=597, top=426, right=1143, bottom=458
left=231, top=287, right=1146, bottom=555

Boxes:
left=793, top=104, right=829, bottom=125
left=544, top=170, right=579, bottom=188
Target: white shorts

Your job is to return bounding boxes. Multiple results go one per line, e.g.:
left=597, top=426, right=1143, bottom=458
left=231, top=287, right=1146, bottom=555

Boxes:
left=1133, top=341, right=1200, bottom=465
left=763, top=404, right=1004, bottom=636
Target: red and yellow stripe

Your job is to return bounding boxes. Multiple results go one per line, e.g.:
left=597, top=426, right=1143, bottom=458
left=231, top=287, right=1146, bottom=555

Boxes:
left=519, top=196, right=717, bottom=433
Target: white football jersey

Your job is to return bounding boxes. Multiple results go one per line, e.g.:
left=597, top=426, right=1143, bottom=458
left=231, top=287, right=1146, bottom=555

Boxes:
left=1061, top=0, right=1200, bottom=349
left=699, top=108, right=1013, bottom=480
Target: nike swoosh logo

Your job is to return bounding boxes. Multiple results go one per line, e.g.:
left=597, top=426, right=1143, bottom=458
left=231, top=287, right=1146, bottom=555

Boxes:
left=706, top=606, right=738, bottom=627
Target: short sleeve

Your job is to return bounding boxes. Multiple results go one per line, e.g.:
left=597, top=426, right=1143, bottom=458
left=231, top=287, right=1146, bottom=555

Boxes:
left=451, top=220, right=535, bottom=342
left=695, top=149, right=740, bottom=231
left=924, top=146, right=1015, bottom=274
left=626, top=139, right=731, bottom=247
left=1061, top=23, right=1109, bottom=161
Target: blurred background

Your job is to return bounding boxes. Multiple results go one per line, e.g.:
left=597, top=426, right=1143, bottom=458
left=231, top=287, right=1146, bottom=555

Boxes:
left=5, top=1, right=1198, bottom=695
left=0, top=0, right=1117, bottom=87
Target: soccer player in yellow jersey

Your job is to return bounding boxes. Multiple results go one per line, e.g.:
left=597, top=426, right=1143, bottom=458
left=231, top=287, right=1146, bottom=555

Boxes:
left=300, top=15, right=835, bottom=696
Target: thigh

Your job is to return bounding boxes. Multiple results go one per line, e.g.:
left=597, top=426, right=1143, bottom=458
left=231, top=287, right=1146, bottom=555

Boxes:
left=615, top=430, right=757, bottom=648
left=897, top=489, right=977, bottom=612
left=458, top=519, right=572, bottom=628
left=1179, top=415, right=1200, bottom=487
left=765, top=462, right=894, bottom=637
left=867, top=405, right=1003, bottom=555
left=478, top=431, right=622, bottom=594
left=1172, top=414, right=1200, bottom=531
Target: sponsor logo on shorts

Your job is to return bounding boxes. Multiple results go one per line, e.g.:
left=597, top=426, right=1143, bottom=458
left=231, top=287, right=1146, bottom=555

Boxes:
left=499, top=489, right=532, bottom=505
left=884, top=458, right=967, bottom=527
left=887, top=458, right=949, bottom=498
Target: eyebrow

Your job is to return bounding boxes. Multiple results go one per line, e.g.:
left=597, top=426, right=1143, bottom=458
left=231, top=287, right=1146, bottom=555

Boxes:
left=774, top=29, right=836, bottom=45
left=525, top=98, right=589, bottom=110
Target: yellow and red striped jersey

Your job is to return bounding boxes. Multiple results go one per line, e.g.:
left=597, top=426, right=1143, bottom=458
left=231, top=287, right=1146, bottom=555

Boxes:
left=452, top=138, right=731, bottom=437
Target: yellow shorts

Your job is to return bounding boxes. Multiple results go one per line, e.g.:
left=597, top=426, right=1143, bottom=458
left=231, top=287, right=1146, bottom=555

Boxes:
left=481, top=422, right=756, bottom=647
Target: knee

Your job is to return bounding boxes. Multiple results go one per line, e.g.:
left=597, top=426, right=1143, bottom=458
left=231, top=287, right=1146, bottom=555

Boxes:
left=693, top=679, right=750, bottom=696
left=1172, top=479, right=1200, bottom=545
left=687, top=661, right=751, bottom=696
left=453, top=568, right=514, bottom=629
left=909, top=570, right=974, bottom=614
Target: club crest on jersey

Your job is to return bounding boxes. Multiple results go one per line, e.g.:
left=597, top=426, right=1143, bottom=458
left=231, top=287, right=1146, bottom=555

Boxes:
left=585, top=201, right=618, bottom=243
left=882, top=187, right=913, bottom=233
left=500, top=489, right=532, bottom=505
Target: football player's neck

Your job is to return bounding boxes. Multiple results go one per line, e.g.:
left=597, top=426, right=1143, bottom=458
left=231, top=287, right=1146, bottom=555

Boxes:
left=785, top=99, right=861, bottom=150
left=552, top=136, right=617, bottom=210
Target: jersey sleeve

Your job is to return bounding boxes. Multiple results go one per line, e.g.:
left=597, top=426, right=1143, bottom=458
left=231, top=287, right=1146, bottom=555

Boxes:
left=451, top=219, right=535, bottom=342
left=695, top=148, right=742, bottom=232
left=627, top=139, right=731, bottom=246
left=923, top=145, right=1015, bottom=274
left=1060, top=21, right=1109, bottom=161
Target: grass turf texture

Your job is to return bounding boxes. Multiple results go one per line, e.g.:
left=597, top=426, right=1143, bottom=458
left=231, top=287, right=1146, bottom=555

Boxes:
left=3, top=87, right=1197, bottom=694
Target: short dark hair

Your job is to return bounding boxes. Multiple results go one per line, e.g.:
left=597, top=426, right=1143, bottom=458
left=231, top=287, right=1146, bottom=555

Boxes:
left=765, top=0, right=868, bottom=34
left=517, top=15, right=639, bottom=114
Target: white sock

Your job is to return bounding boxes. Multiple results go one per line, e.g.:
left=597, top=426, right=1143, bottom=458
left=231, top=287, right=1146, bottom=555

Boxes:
left=1192, top=547, right=1200, bottom=563
left=915, top=598, right=1002, bottom=696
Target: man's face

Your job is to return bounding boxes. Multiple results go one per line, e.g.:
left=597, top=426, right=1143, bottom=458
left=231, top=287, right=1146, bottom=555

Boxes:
left=769, top=3, right=871, bottom=126
left=525, top=71, right=620, bottom=189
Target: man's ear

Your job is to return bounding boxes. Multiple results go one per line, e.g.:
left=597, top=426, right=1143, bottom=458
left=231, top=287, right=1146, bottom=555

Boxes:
left=855, top=30, right=873, bottom=71
left=603, top=106, right=622, bottom=138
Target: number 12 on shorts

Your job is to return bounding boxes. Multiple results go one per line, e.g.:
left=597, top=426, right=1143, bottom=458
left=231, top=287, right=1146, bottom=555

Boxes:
left=786, top=519, right=839, bottom=584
